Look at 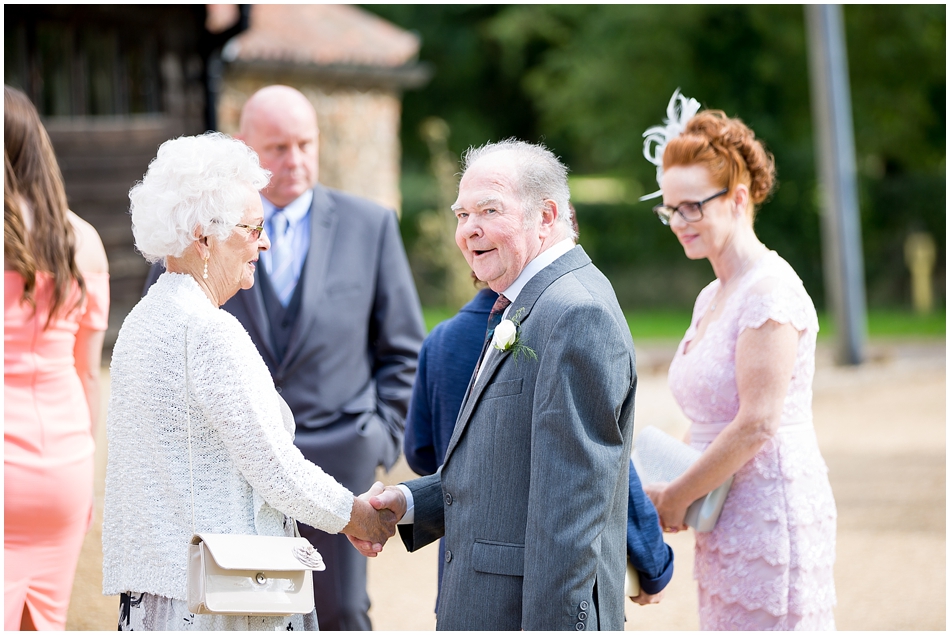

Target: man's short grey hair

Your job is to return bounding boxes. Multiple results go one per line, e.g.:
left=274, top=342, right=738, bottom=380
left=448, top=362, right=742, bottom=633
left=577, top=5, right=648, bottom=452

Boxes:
left=461, top=139, right=575, bottom=238
left=129, top=132, right=270, bottom=264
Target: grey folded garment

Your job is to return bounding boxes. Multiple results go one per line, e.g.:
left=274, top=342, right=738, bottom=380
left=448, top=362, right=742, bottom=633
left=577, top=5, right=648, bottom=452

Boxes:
left=631, top=426, right=733, bottom=533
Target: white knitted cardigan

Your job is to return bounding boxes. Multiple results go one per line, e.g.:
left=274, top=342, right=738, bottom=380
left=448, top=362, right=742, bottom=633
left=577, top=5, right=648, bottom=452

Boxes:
left=102, top=273, right=354, bottom=599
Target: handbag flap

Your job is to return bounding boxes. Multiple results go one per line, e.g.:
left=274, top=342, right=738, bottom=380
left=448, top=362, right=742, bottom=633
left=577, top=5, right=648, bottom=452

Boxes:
left=192, top=533, right=326, bottom=571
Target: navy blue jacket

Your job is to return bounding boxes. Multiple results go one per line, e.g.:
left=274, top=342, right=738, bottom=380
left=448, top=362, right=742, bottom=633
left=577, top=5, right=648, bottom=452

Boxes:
left=405, top=288, right=498, bottom=475
left=626, top=459, right=675, bottom=594
left=404, top=288, right=673, bottom=598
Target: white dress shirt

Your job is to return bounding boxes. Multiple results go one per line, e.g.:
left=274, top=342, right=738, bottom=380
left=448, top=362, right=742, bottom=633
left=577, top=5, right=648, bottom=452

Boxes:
left=261, top=190, right=313, bottom=286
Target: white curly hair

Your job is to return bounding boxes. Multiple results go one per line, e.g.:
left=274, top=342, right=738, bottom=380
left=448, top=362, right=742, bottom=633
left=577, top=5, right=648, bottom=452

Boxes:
left=129, top=132, right=270, bottom=264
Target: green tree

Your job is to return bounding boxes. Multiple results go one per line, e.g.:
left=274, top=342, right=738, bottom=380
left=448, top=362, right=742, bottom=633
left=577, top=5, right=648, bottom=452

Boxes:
left=365, top=5, right=945, bottom=310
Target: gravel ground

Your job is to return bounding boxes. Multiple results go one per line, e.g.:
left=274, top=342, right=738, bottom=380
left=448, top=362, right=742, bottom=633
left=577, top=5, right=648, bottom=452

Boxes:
left=65, top=338, right=945, bottom=631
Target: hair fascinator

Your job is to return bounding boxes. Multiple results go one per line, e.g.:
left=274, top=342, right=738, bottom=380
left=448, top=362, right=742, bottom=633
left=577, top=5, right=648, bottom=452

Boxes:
left=640, top=88, right=702, bottom=201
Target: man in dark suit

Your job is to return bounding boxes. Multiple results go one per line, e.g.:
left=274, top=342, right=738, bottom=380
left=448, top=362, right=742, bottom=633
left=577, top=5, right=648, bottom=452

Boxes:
left=144, top=85, right=425, bottom=630
left=354, top=140, right=649, bottom=630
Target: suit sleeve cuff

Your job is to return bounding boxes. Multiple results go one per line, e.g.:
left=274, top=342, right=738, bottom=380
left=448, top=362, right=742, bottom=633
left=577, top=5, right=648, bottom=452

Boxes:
left=636, top=544, right=675, bottom=595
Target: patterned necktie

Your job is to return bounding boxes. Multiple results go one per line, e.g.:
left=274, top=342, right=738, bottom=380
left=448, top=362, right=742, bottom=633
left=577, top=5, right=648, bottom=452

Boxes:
left=268, top=210, right=296, bottom=306
left=473, top=294, right=511, bottom=380
left=485, top=294, right=512, bottom=343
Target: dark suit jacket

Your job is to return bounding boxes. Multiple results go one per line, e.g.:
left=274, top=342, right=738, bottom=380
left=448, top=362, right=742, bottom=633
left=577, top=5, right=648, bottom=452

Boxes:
left=145, top=184, right=426, bottom=473
left=399, top=246, right=636, bottom=631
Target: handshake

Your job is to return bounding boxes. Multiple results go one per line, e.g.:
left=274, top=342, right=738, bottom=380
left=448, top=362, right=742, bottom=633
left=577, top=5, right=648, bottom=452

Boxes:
left=340, top=481, right=408, bottom=557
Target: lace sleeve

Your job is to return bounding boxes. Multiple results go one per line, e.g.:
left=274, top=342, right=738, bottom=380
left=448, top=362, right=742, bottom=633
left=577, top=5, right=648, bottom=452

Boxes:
left=188, top=313, right=354, bottom=533
left=737, top=276, right=818, bottom=336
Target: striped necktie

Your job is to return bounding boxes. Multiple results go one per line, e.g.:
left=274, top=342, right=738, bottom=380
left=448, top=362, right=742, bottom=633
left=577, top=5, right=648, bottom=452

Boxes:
left=269, top=210, right=297, bottom=306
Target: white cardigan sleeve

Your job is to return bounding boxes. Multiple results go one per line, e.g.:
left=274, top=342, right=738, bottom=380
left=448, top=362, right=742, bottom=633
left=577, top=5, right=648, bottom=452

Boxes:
left=186, top=313, right=354, bottom=534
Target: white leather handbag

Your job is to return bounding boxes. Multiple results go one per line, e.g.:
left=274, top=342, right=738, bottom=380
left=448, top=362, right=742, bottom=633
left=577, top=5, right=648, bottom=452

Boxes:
left=187, top=531, right=325, bottom=616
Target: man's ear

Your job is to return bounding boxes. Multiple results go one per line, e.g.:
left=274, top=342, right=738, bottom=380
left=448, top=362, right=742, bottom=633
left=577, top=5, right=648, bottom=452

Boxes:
left=539, top=199, right=559, bottom=236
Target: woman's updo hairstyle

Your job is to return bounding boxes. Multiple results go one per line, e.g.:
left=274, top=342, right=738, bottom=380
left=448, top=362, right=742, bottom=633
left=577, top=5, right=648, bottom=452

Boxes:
left=663, top=110, right=776, bottom=213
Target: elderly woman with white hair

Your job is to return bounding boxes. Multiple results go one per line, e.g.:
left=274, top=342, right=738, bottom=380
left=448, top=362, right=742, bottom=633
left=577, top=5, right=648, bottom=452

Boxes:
left=102, top=133, right=395, bottom=631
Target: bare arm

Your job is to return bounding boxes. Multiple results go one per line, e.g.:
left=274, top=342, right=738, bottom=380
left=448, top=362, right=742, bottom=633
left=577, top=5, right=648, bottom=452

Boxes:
left=69, top=211, right=109, bottom=433
left=74, top=328, right=106, bottom=433
left=651, top=319, right=799, bottom=530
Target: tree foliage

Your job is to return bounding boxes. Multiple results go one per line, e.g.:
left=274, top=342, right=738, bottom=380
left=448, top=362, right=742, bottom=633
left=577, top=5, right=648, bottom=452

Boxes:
left=365, top=5, right=945, bottom=310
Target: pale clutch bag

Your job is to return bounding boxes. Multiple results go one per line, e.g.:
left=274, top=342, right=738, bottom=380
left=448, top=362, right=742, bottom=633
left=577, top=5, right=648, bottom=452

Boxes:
left=624, top=561, right=641, bottom=597
left=631, top=426, right=733, bottom=532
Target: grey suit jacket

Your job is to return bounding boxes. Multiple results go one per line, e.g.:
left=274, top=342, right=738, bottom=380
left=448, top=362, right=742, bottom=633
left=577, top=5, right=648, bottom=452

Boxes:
left=399, top=246, right=636, bottom=631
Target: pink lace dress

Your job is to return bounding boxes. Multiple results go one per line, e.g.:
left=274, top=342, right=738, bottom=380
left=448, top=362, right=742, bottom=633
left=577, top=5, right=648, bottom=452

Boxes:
left=668, top=251, right=837, bottom=630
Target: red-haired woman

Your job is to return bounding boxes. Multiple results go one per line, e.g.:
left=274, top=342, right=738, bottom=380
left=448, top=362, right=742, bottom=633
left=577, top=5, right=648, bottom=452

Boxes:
left=642, top=91, right=837, bottom=630
left=4, top=85, right=110, bottom=630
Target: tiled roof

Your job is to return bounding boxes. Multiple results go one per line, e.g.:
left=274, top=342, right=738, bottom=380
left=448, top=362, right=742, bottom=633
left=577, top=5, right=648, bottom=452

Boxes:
left=220, top=4, right=420, bottom=68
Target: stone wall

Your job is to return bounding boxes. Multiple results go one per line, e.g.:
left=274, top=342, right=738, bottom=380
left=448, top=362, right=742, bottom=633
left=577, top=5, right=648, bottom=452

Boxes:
left=218, top=73, right=403, bottom=214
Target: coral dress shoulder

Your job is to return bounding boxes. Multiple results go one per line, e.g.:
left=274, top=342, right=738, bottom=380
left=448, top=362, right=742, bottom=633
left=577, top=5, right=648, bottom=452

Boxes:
left=667, top=251, right=837, bottom=630
left=4, top=270, right=109, bottom=630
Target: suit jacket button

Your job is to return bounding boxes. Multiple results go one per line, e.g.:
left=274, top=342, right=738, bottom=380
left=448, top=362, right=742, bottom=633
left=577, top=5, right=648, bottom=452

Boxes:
left=575, top=622, right=585, bottom=630
left=276, top=386, right=282, bottom=394
left=579, top=600, right=589, bottom=611
left=444, top=492, right=453, bottom=506
left=444, top=550, right=452, bottom=563
left=578, top=611, right=587, bottom=621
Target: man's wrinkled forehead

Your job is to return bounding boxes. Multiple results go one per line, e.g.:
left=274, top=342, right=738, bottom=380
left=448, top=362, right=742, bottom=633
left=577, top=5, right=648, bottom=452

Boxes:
left=454, top=157, right=521, bottom=208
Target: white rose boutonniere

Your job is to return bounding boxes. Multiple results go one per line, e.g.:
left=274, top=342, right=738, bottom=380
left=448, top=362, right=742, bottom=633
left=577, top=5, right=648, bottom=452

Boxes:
left=491, top=307, right=537, bottom=363
left=492, top=319, right=518, bottom=349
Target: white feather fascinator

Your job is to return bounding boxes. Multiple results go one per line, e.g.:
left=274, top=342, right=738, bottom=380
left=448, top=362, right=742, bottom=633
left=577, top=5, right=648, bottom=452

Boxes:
left=640, top=88, right=702, bottom=201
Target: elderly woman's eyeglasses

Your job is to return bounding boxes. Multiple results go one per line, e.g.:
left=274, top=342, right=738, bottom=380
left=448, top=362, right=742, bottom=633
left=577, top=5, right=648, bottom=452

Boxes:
left=235, top=223, right=265, bottom=240
left=652, top=188, right=728, bottom=225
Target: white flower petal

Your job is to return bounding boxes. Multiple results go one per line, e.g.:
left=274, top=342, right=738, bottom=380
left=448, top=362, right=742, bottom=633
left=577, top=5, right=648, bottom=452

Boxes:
left=492, top=319, right=518, bottom=350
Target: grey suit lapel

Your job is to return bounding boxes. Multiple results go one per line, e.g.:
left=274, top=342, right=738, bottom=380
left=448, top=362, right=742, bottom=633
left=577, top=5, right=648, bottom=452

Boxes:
left=239, top=268, right=277, bottom=363
left=281, top=186, right=337, bottom=371
left=443, top=245, right=593, bottom=464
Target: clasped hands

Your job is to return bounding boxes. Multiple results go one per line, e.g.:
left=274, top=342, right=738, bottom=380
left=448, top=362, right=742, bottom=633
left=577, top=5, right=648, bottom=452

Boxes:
left=340, top=481, right=407, bottom=557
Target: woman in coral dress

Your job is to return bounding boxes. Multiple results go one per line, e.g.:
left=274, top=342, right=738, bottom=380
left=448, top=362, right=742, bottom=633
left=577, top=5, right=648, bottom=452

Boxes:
left=4, top=85, right=110, bottom=631
left=641, top=92, right=837, bottom=629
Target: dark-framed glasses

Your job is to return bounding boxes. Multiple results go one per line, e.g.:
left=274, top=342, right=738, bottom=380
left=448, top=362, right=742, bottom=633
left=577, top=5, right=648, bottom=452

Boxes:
left=652, top=188, right=728, bottom=225
left=235, top=223, right=265, bottom=240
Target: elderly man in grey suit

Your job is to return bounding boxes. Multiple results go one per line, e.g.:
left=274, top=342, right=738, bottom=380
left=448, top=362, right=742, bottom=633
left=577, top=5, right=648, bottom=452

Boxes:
left=353, top=140, right=637, bottom=630
left=144, top=85, right=425, bottom=630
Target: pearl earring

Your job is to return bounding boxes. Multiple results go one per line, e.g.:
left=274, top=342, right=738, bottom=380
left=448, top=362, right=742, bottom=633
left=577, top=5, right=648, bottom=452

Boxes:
left=203, top=257, right=209, bottom=279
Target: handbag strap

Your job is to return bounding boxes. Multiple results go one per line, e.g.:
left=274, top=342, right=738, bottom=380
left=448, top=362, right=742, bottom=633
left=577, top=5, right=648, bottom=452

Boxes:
left=185, top=324, right=197, bottom=537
